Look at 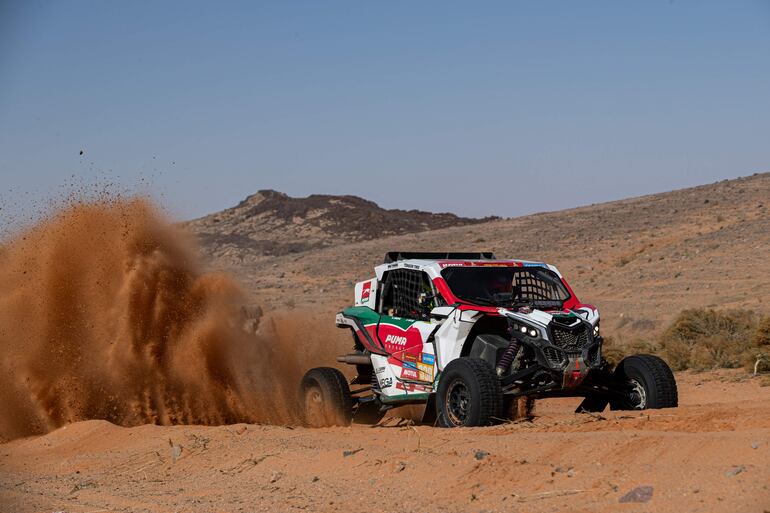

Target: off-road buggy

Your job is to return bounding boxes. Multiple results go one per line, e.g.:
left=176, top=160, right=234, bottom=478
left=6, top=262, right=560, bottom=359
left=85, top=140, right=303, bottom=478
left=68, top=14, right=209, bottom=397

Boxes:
left=300, top=252, right=678, bottom=427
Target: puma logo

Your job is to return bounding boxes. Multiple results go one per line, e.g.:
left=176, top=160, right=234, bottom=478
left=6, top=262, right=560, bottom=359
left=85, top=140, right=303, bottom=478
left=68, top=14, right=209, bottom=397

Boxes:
left=385, top=334, right=407, bottom=346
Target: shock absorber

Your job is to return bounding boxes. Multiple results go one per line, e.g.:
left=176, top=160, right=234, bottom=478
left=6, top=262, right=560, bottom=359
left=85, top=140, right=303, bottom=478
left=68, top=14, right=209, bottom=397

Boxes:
left=496, top=339, right=521, bottom=377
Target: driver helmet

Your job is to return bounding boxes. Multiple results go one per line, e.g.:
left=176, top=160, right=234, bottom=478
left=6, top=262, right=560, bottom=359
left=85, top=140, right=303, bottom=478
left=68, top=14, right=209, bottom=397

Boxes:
left=487, top=273, right=512, bottom=295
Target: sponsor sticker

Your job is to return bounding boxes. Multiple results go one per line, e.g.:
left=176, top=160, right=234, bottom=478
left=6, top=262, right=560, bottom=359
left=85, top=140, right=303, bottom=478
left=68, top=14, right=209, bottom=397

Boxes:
left=402, top=352, right=418, bottom=363
left=380, top=377, right=393, bottom=388
left=401, top=367, right=419, bottom=380
left=396, top=382, right=432, bottom=392
left=417, top=362, right=434, bottom=381
left=403, top=361, right=417, bottom=370
left=439, top=261, right=525, bottom=268
left=360, top=281, right=372, bottom=302
left=420, top=353, right=435, bottom=365
left=385, top=334, right=408, bottom=346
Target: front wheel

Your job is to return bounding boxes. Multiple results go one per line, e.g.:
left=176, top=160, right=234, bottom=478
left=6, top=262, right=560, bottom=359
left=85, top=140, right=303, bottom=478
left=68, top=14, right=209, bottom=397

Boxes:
left=610, top=354, right=678, bottom=410
left=300, top=367, right=352, bottom=427
left=436, top=357, right=502, bottom=427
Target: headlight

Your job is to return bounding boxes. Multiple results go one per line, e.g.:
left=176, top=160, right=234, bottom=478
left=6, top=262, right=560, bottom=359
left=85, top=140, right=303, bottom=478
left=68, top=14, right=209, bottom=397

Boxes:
left=593, top=323, right=600, bottom=337
left=511, top=323, right=540, bottom=338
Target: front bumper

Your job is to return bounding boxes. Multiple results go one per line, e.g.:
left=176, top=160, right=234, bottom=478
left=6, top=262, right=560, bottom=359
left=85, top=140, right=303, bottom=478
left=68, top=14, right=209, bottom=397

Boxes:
left=501, top=315, right=604, bottom=393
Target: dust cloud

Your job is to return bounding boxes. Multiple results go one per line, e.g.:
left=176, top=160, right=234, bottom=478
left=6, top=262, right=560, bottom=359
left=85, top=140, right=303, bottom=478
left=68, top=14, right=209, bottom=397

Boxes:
left=0, top=198, right=331, bottom=441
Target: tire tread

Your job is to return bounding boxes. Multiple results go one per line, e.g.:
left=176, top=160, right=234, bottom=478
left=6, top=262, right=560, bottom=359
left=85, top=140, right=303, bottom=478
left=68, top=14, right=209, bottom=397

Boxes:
left=615, top=354, right=678, bottom=409
left=300, top=367, right=352, bottom=426
left=437, top=357, right=502, bottom=427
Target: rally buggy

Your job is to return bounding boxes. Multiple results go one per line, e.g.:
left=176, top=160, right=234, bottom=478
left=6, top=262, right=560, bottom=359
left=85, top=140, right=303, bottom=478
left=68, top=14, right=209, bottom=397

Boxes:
left=300, top=252, right=678, bottom=428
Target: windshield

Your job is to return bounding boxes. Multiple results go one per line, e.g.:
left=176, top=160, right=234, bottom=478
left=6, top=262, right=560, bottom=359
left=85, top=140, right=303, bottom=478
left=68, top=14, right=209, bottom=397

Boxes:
left=440, top=266, right=570, bottom=308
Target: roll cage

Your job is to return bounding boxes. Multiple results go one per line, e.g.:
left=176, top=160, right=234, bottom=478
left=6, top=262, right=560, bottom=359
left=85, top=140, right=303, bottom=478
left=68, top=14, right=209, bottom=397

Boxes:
left=373, top=253, right=581, bottom=314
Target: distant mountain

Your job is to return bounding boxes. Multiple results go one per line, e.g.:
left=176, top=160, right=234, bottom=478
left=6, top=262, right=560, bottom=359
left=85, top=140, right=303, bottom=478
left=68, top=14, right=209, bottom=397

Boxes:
left=185, top=190, right=496, bottom=260
left=200, top=173, right=770, bottom=340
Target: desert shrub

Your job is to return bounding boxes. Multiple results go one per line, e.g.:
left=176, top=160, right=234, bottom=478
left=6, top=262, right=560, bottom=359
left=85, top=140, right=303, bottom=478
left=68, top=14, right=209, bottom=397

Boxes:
left=753, top=316, right=770, bottom=347
left=601, top=335, right=658, bottom=367
left=658, top=309, right=761, bottom=371
left=601, top=336, right=627, bottom=367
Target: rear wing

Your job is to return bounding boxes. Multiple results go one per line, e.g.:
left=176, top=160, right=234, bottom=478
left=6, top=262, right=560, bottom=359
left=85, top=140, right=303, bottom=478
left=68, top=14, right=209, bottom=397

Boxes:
left=383, top=251, right=495, bottom=263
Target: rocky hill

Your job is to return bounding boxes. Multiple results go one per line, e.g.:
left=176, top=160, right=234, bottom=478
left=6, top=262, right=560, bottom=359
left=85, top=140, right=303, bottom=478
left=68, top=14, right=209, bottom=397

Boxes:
left=185, top=190, right=495, bottom=260
left=194, top=173, right=770, bottom=340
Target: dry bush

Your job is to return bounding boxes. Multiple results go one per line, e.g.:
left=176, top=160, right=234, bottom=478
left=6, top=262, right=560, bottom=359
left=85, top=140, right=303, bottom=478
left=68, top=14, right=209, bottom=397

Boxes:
left=753, top=316, right=770, bottom=347
left=600, top=336, right=627, bottom=367
left=595, top=310, right=769, bottom=373
left=658, top=309, right=764, bottom=371
left=601, top=335, right=657, bottom=367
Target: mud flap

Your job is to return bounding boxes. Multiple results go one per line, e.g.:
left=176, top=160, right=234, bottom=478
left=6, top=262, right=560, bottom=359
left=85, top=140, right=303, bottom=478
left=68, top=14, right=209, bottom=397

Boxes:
left=575, top=396, right=609, bottom=413
left=421, top=394, right=437, bottom=425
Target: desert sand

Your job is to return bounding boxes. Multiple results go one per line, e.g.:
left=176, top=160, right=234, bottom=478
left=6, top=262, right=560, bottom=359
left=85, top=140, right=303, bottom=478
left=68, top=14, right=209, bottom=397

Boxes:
left=1, top=371, right=768, bottom=513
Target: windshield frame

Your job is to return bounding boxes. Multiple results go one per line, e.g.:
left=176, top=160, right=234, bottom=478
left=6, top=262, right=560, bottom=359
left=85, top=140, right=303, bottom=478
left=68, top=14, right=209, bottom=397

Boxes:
left=439, top=265, right=572, bottom=309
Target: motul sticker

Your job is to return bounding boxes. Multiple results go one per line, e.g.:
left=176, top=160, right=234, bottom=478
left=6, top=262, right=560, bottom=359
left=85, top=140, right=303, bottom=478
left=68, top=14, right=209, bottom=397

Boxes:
left=401, top=367, right=419, bottom=380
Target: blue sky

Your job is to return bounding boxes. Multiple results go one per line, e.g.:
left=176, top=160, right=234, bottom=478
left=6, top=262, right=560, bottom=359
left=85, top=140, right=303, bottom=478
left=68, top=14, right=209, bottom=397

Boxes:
left=1, top=1, right=769, bottom=227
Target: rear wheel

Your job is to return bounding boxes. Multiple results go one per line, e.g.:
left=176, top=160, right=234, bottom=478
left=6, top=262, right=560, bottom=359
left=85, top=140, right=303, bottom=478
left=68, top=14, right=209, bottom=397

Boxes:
left=610, top=354, right=678, bottom=410
left=436, top=358, right=502, bottom=427
left=300, top=367, right=352, bottom=427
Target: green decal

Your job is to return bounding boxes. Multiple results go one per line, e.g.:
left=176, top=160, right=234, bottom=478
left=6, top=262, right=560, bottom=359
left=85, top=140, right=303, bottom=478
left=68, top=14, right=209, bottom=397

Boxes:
left=341, top=306, right=380, bottom=325
left=379, top=393, right=431, bottom=404
left=377, top=315, right=416, bottom=330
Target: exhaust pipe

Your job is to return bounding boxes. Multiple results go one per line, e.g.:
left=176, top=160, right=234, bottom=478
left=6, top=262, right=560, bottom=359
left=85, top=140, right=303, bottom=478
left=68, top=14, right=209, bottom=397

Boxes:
left=336, top=353, right=372, bottom=365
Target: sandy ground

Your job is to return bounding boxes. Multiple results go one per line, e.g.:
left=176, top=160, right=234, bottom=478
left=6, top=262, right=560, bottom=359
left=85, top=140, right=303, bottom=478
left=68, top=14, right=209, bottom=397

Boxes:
left=1, top=370, right=769, bottom=513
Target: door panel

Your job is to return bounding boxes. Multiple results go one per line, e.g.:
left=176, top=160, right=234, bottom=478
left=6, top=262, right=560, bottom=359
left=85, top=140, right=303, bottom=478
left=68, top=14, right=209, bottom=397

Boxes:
left=377, top=316, right=437, bottom=383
